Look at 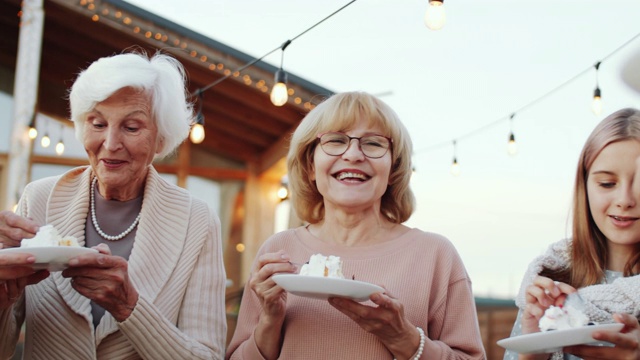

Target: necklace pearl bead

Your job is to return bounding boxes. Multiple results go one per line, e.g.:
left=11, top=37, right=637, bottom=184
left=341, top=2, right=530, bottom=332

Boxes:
left=91, top=177, right=141, bottom=241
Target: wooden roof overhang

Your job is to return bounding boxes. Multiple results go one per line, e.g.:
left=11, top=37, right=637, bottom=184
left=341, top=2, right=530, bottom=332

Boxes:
left=0, top=0, right=333, bottom=176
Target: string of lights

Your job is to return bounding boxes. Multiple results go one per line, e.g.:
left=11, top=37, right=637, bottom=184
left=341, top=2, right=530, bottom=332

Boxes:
left=192, top=0, right=358, bottom=98
left=188, top=0, right=358, bottom=142
left=414, top=30, right=640, bottom=175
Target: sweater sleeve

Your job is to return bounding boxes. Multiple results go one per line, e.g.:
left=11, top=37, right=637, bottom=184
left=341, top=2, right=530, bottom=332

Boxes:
left=0, top=301, right=24, bottom=359
left=117, top=202, right=227, bottom=359
left=421, top=277, right=485, bottom=359
left=0, top=185, right=41, bottom=359
left=225, top=251, right=270, bottom=360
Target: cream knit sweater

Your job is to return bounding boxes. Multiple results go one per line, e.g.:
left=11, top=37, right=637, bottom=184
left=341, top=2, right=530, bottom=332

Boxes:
left=0, top=166, right=227, bottom=360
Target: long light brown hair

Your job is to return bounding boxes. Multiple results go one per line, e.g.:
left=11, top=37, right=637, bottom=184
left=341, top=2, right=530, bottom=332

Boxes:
left=287, top=91, right=415, bottom=224
left=543, top=108, right=640, bottom=287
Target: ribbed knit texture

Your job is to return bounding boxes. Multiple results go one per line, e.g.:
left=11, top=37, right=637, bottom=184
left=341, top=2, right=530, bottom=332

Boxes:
left=226, top=227, right=485, bottom=360
left=0, top=166, right=226, bottom=360
left=514, top=238, right=640, bottom=360
left=516, top=238, right=640, bottom=322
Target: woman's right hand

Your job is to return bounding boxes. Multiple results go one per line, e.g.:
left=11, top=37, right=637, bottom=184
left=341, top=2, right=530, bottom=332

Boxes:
left=0, top=252, right=49, bottom=309
left=248, top=250, right=297, bottom=360
left=522, top=276, right=577, bottom=335
left=0, top=210, right=39, bottom=248
left=249, top=250, right=297, bottom=321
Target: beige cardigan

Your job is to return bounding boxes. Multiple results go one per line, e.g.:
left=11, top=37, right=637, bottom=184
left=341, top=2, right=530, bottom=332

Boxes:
left=0, top=166, right=226, bottom=360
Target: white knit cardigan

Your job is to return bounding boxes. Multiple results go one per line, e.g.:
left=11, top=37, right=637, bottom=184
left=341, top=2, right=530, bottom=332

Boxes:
left=515, top=238, right=640, bottom=360
left=0, top=166, right=227, bottom=360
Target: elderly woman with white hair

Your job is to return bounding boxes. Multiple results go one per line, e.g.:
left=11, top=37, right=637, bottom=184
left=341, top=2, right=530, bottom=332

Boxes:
left=0, top=51, right=226, bottom=359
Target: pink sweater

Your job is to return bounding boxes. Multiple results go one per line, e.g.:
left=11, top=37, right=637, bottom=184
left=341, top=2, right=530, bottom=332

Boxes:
left=226, top=227, right=485, bottom=359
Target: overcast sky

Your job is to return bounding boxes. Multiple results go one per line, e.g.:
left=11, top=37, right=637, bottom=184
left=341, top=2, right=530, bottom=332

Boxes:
left=125, top=0, right=640, bottom=298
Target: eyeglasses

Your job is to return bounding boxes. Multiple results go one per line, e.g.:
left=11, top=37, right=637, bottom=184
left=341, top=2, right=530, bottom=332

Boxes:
left=317, top=132, right=392, bottom=159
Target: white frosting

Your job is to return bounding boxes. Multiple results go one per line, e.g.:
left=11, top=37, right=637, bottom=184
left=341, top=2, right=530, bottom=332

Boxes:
left=539, top=304, right=590, bottom=331
left=21, top=224, right=79, bottom=247
left=299, top=254, right=344, bottom=279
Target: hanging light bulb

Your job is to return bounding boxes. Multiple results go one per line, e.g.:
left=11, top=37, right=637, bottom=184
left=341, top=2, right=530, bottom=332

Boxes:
left=41, top=133, right=50, bottom=148
left=592, top=87, right=602, bottom=116
left=507, top=132, right=517, bottom=156
left=27, top=113, right=38, bottom=140
left=190, top=122, right=205, bottom=144
left=28, top=124, right=38, bottom=140
left=424, top=0, right=446, bottom=30
left=271, top=69, right=288, bottom=106
left=450, top=140, right=460, bottom=176
left=591, top=62, right=602, bottom=116
left=55, top=139, right=65, bottom=156
left=507, top=113, right=517, bottom=156
left=190, top=91, right=205, bottom=144
left=450, top=157, right=460, bottom=176
left=271, top=40, right=291, bottom=107
left=277, top=184, right=289, bottom=201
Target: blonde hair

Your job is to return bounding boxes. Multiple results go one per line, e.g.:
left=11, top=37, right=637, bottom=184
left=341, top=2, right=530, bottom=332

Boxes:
left=287, top=91, right=415, bottom=224
left=561, top=108, right=640, bottom=287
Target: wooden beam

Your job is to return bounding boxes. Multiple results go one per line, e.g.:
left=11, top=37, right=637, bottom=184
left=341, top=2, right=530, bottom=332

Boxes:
left=29, top=154, right=248, bottom=181
left=30, top=154, right=88, bottom=167
left=176, top=140, right=190, bottom=188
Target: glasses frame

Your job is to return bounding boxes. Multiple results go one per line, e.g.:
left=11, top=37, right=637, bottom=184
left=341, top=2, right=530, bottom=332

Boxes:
left=316, top=132, right=393, bottom=159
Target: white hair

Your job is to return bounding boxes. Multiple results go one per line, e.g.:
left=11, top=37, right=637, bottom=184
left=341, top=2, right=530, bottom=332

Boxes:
left=69, top=51, right=193, bottom=158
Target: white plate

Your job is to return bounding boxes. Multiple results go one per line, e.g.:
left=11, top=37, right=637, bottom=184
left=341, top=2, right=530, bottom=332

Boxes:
left=0, top=247, right=98, bottom=271
left=272, top=274, right=384, bottom=302
left=497, top=323, right=624, bottom=354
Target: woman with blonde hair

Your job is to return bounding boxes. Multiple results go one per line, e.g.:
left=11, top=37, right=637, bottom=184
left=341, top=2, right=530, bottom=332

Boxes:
left=227, top=91, right=485, bottom=359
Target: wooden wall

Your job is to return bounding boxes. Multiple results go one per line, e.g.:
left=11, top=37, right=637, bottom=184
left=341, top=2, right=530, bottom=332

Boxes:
left=477, top=302, right=519, bottom=360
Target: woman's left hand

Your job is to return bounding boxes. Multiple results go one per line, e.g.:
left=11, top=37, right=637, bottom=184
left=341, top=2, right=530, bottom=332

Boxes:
left=61, top=243, right=139, bottom=322
left=329, top=291, right=421, bottom=360
left=564, top=313, right=640, bottom=360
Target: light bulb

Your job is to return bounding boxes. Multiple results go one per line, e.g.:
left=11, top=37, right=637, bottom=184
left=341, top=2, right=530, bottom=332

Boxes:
left=41, top=134, right=50, bottom=148
left=507, top=133, right=517, bottom=155
left=277, top=185, right=289, bottom=201
left=55, top=140, right=64, bottom=156
left=424, top=0, right=446, bottom=30
left=450, top=158, right=460, bottom=176
left=28, top=126, right=38, bottom=140
left=271, top=69, right=288, bottom=106
left=190, top=123, right=205, bottom=144
left=592, top=88, right=602, bottom=116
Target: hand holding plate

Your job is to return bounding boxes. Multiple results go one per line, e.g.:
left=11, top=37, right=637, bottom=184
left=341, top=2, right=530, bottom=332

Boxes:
left=329, top=290, right=421, bottom=360
left=62, top=243, right=138, bottom=321
left=564, top=313, right=640, bottom=359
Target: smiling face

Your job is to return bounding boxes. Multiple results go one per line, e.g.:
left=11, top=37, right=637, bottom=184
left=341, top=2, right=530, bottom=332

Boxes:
left=83, top=87, right=160, bottom=200
left=311, top=121, right=392, bottom=213
left=587, top=139, right=640, bottom=253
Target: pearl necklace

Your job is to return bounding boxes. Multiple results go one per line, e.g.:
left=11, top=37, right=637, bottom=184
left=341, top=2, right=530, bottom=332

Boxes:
left=90, top=177, right=141, bottom=241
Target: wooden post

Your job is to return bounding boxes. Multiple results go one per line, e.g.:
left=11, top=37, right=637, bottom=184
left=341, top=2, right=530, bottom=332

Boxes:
left=5, top=0, right=44, bottom=210
left=176, top=140, right=190, bottom=188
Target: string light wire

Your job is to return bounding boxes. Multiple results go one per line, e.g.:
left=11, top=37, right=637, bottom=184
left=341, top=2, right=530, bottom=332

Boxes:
left=192, top=0, right=357, bottom=97
left=415, top=31, right=640, bottom=156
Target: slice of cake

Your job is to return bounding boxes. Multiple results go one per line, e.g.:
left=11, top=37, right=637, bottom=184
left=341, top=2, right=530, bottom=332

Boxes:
left=538, top=303, right=590, bottom=331
left=299, top=253, right=345, bottom=279
left=21, top=224, right=79, bottom=247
